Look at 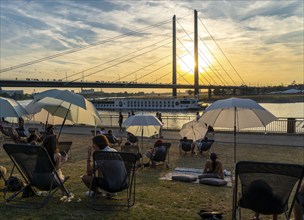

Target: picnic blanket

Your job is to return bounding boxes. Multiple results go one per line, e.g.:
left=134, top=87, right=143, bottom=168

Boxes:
left=159, top=167, right=232, bottom=187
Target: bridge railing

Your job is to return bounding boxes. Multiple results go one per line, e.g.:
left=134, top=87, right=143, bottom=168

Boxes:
left=99, top=115, right=304, bottom=134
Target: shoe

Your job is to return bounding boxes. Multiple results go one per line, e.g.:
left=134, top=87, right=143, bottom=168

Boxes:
left=85, top=191, right=95, bottom=197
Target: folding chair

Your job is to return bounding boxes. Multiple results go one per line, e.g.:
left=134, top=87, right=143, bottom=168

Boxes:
left=58, top=141, right=73, bottom=160
left=198, top=139, right=214, bottom=154
left=151, top=143, right=171, bottom=168
left=179, top=139, right=193, bottom=154
left=91, top=151, right=137, bottom=210
left=121, top=145, right=141, bottom=160
left=2, top=143, right=71, bottom=209
left=232, top=161, right=304, bottom=220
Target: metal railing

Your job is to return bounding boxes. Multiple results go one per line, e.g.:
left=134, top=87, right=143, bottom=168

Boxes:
left=99, top=114, right=304, bottom=134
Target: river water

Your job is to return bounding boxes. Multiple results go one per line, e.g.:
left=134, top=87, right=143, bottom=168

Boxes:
left=98, top=102, right=304, bottom=132
left=18, top=100, right=304, bottom=132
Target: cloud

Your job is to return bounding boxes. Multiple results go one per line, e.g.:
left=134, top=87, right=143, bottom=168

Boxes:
left=0, top=0, right=303, bottom=86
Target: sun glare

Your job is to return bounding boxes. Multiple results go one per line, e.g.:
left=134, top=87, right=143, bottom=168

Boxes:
left=178, top=53, right=212, bottom=74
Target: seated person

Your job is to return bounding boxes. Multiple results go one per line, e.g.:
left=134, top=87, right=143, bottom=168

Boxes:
left=39, top=135, right=68, bottom=194
left=196, top=137, right=214, bottom=154
left=42, top=135, right=68, bottom=181
left=294, top=181, right=304, bottom=220
left=178, top=137, right=195, bottom=154
left=104, top=129, right=122, bottom=146
left=241, top=179, right=282, bottom=220
left=82, top=135, right=127, bottom=197
left=127, top=132, right=138, bottom=144
left=27, top=134, right=40, bottom=145
left=203, top=153, right=224, bottom=179
left=146, top=140, right=166, bottom=167
left=45, top=125, right=55, bottom=135
left=15, top=117, right=27, bottom=137
left=98, top=127, right=106, bottom=135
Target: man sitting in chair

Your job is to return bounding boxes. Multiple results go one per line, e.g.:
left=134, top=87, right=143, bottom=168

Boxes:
left=104, top=129, right=122, bottom=147
left=82, top=135, right=127, bottom=197
left=146, top=140, right=166, bottom=167
left=294, top=181, right=304, bottom=220
left=178, top=137, right=195, bottom=154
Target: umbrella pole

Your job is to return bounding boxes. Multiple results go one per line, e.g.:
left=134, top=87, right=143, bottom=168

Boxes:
left=141, top=127, right=144, bottom=164
left=234, top=107, right=237, bottom=164
left=57, top=104, right=71, bottom=141
left=45, top=112, right=50, bottom=131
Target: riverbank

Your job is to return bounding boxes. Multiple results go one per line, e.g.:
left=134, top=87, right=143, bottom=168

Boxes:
left=0, top=128, right=303, bottom=219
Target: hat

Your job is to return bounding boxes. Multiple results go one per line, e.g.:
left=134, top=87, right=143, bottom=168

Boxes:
left=210, top=153, right=217, bottom=160
left=155, top=140, right=163, bottom=145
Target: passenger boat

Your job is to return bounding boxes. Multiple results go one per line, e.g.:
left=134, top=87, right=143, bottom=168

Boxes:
left=91, top=98, right=203, bottom=111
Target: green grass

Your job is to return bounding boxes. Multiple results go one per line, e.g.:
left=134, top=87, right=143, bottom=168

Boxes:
left=0, top=133, right=303, bottom=219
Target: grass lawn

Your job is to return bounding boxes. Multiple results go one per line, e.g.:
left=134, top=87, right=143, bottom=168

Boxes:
left=0, top=133, right=303, bottom=220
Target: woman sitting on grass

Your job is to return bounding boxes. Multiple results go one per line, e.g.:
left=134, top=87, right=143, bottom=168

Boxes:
left=203, top=153, right=224, bottom=179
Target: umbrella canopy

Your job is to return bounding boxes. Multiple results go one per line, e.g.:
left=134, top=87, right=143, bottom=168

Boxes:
left=25, top=100, right=73, bottom=125
left=199, top=97, right=276, bottom=163
left=179, top=120, right=208, bottom=141
left=201, top=97, right=276, bottom=129
left=32, top=89, right=102, bottom=139
left=28, top=99, right=101, bottom=126
left=34, top=89, right=86, bottom=109
left=0, top=97, right=28, bottom=118
left=123, top=114, right=162, bottom=137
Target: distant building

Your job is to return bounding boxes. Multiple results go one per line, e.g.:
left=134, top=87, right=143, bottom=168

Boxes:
left=0, top=89, right=24, bottom=96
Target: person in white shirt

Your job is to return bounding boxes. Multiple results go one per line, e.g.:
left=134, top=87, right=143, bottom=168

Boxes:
left=82, top=135, right=127, bottom=197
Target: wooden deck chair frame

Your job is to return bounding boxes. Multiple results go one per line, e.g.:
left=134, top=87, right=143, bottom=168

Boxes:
left=58, top=141, right=73, bottom=160
left=232, top=161, right=304, bottom=220
left=90, top=151, right=137, bottom=211
left=2, top=143, right=70, bottom=209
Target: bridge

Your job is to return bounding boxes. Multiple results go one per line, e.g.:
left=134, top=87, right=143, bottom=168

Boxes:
left=1, top=10, right=254, bottom=98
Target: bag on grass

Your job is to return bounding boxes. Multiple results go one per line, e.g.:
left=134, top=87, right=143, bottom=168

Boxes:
left=7, top=176, right=24, bottom=192
left=198, top=210, right=223, bottom=220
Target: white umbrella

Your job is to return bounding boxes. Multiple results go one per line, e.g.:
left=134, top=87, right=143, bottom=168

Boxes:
left=32, top=89, right=101, bottom=139
left=199, top=97, right=276, bottom=163
left=123, top=114, right=163, bottom=137
left=123, top=114, right=163, bottom=163
left=179, top=120, right=208, bottom=141
left=0, top=97, right=28, bottom=118
left=25, top=100, right=73, bottom=125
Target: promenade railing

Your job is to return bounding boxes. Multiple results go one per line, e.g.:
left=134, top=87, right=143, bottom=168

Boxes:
left=99, top=115, right=304, bottom=134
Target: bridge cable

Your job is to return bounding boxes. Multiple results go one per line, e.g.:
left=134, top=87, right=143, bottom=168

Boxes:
left=178, top=40, right=216, bottom=85
left=61, top=36, right=172, bottom=81
left=198, top=16, right=246, bottom=85
left=177, top=20, right=223, bottom=85
left=65, top=40, right=173, bottom=84
left=0, top=19, right=172, bottom=73
left=198, top=35, right=237, bottom=86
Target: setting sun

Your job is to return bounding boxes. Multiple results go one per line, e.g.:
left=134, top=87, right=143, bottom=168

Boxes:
left=178, top=52, right=212, bottom=74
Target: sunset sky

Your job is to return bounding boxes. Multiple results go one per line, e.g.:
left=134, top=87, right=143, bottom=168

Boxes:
left=0, top=0, right=303, bottom=93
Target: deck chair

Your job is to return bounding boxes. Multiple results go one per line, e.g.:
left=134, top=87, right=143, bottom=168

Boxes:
left=179, top=139, right=193, bottom=153
left=151, top=143, right=171, bottom=168
left=2, top=143, right=71, bottom=209
left=127, top=134, right=138, bottom=145
left=58, top=141, right=72, bottom=160
left=91, top=151, right=137, bottom=210
left=104, top=134, right=122, bottom=148
left=232, top=161, right=304, bottom=220
left=198, top=139, right=214, bottom=154
left=121, top=145, right=141, bottom=161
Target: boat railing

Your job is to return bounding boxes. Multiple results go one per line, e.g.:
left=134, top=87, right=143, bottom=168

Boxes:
left=99, top=114, right=304, bottom=134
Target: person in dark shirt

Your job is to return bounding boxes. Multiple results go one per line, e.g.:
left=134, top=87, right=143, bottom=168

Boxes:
left=118, top=112, right=123, bottom=132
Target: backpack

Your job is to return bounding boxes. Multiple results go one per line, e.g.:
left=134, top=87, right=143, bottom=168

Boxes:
left=6, top=176, right=24, bottom=192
